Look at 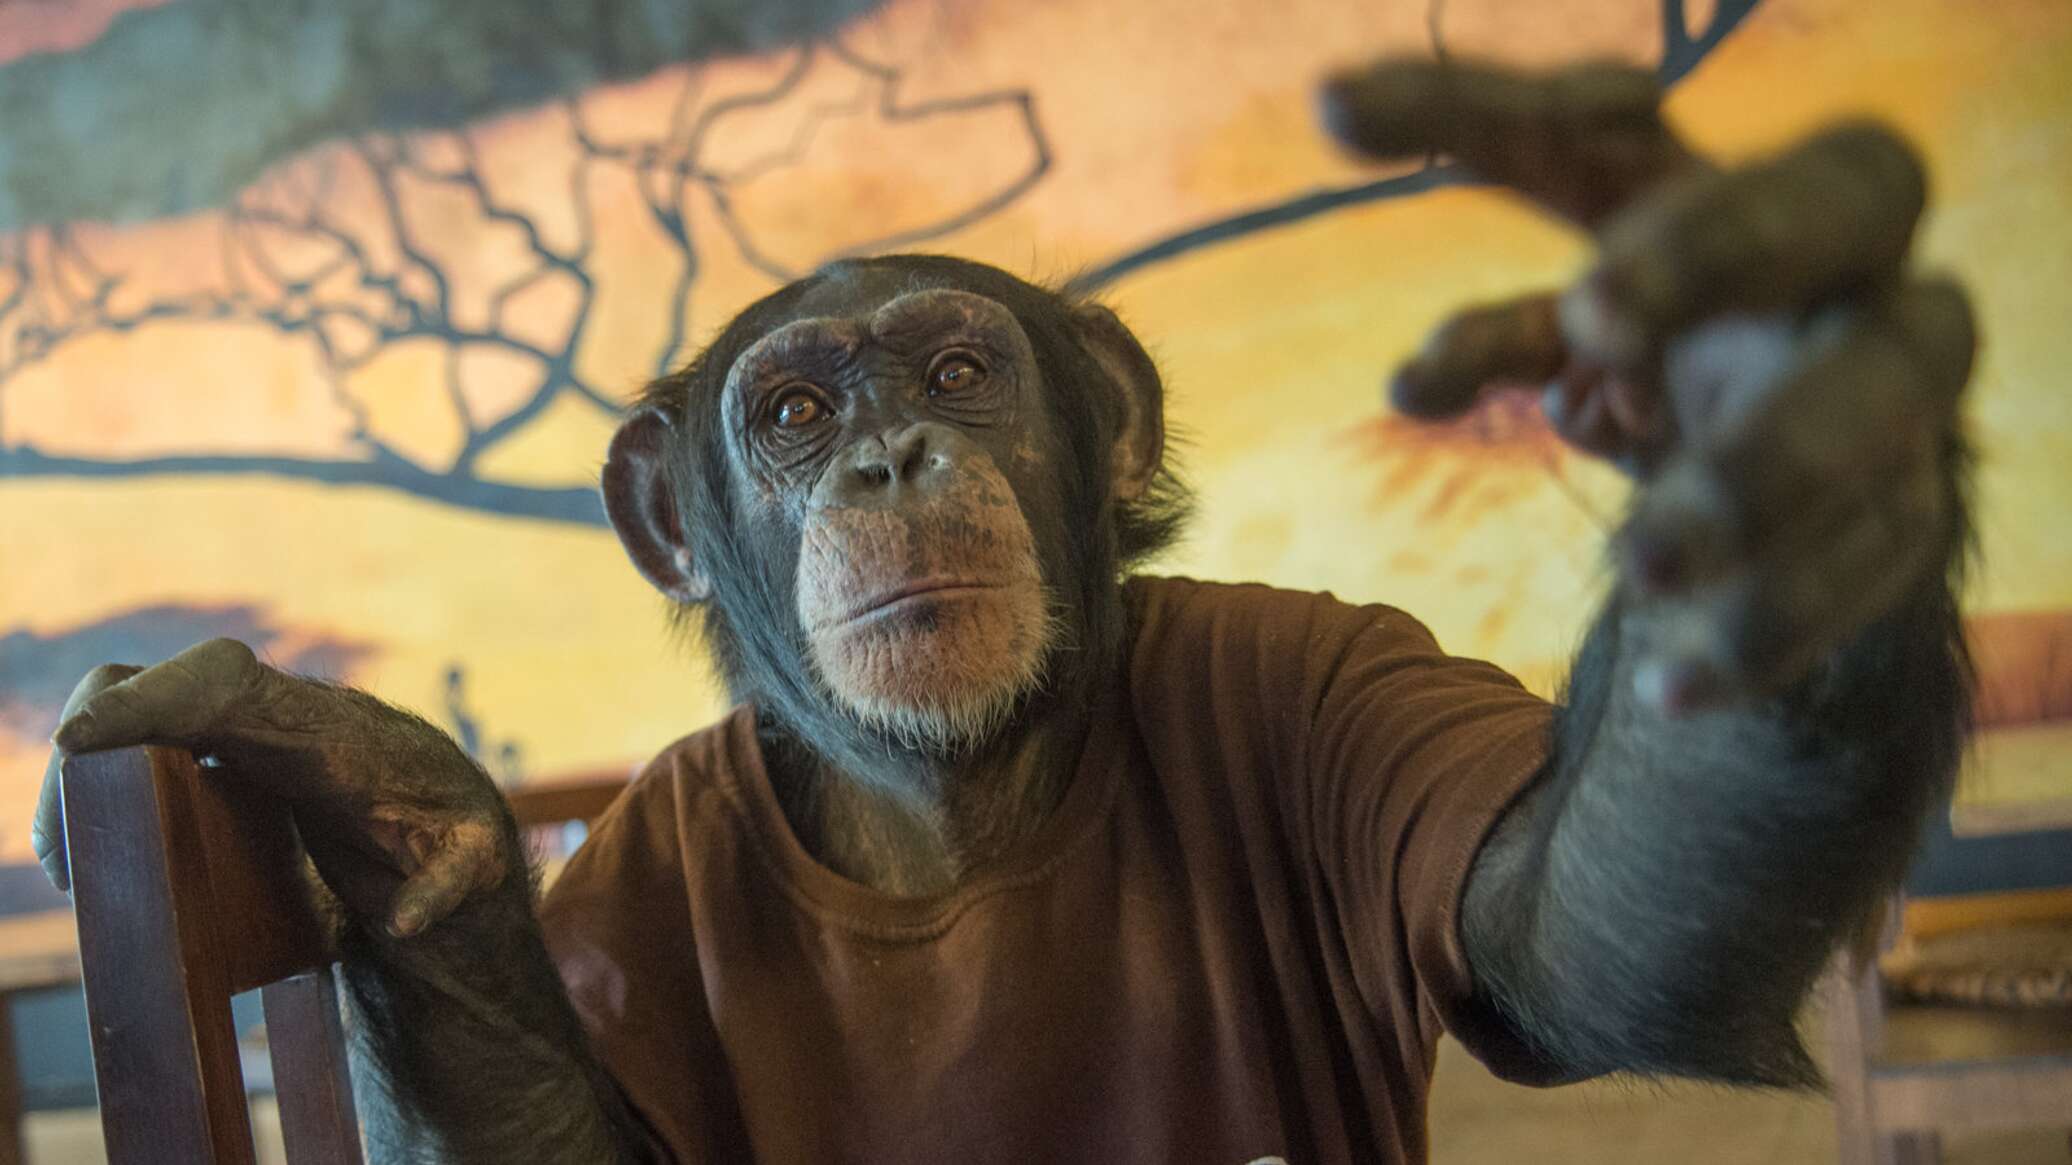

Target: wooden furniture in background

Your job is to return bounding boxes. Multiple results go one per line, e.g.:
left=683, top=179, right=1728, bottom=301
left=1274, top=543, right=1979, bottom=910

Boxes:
left=1954, top=796, right=2072, bottom=838
left=1825, top=816, right=2072, bottom=1165
left=507, top=770, right=634, bottom=888
left=506, top=771, right=629, bottom=831
left=0, top=909, right=79, bottom=1165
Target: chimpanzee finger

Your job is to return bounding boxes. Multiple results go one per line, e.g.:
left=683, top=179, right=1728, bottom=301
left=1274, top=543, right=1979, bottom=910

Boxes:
left=1390, top=292, right=1569, bottom=417
left=1562, top=122, right=1928, bottom=371
left=52, top=637, right=374, bottom=787
left=1540, top=365, right=1625, bottom=456
left=1631, top=457, right=1942, bottom=713
left=1541, top=363, right=1679, bottom=470
left=383, top=816, right=508, bottom=938
left=1884, top=277, right=1979, bottom=401
left=1319, top=58, right=1701, bottom=226
left=51, top=638, right=270, bottom=754
left=1617, top=282, right=1972, bottom=596
left=36, top=663, right=143, bottom=892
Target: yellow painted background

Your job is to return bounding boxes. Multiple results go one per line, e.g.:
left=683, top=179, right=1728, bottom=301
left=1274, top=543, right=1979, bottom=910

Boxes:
left=2, top=0, right=2068, bottom=863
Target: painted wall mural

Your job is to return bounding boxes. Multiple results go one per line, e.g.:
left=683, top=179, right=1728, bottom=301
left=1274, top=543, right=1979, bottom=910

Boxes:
left=2, top=0, right=2068, bottom=863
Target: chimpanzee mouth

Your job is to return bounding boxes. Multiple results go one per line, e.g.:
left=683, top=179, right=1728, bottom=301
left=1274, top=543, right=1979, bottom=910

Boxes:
left=838, top=578, right=1006, bottom=627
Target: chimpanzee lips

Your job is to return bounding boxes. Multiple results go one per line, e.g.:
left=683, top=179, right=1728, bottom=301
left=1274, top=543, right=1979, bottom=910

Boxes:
left=837, top=578, right=1005, bottom=627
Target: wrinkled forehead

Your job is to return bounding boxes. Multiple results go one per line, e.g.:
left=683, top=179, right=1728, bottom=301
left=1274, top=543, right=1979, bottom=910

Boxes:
left=721, top=283, right=1032, bottom=400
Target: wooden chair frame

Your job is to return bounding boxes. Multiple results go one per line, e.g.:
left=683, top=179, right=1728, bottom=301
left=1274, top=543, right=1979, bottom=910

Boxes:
left=62, top=746, right=360, bottom=1165
left=1825, top=894, right=2072, bottom=1165
left=57, top=747, right=631, bottom=1164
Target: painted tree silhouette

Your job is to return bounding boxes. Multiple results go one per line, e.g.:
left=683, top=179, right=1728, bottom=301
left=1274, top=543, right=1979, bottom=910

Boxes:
left=0, top=0, right=1759, bottom=528
left=1069, top=0, right=1762, bottom=292
left=0, top=37, right=1047, bottom=524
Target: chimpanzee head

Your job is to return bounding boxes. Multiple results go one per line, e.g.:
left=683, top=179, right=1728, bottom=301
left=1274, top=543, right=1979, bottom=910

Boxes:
left=603, top=255, right=1190, bottom=783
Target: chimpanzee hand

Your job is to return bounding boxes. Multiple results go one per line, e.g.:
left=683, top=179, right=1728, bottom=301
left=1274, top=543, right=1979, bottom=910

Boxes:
left=34, top=638, right=515, bottom=939
left=1320, top=60, right=1976, bottom=713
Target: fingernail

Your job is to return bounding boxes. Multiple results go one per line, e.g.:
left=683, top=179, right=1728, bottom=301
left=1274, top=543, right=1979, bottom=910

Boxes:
left=1316, top=75, right=1382, bottom=150
left=1317, top=78, right=1358, bottom=140
left=51, top=710, right=98, bottom=753
left=1388, top=367, right=1446, bottom=417
left=1560, top=273, right=1649, bottom=370
left=389, top=906, right=424, bottom=938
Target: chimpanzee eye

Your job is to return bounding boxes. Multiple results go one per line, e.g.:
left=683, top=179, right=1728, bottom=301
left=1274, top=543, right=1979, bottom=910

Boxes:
left=928, top=353, right=988, bottom=397
left=771, top=387, right=829, bottom=429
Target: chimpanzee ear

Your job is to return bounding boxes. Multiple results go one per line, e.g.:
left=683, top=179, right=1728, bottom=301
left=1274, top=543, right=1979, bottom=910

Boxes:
left=602, top=405, right=712, bottom=603
left=1072, top=303, right=1166, bottom=502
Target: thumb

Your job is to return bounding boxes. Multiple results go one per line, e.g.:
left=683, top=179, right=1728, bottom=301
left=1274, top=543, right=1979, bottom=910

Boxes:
left=384, top=818, right=511, bottom=938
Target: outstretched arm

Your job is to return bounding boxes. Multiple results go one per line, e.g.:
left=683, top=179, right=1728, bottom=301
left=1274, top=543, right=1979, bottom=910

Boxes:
left=1464, top=533, right=1968, bottom=1085
left=37, top=643, right=656, bottom=1162
left=1324, top=61, right=1977, bottom=1084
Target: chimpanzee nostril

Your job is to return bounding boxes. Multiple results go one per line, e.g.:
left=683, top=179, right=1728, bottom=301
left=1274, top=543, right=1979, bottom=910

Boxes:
left=825, top=424, right=958, bottom=507
left=893, top=428, right=932, bottom=483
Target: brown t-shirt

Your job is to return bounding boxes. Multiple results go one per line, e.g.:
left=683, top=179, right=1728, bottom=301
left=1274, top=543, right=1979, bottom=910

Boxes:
left=541, top=577, right=1557, bottom=1164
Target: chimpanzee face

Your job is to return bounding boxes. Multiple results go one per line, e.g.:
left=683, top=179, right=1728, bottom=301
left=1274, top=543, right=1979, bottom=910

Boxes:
left=602, top=257, right=1175, bottom=765
left=721, top=284, right=1062, bottom=748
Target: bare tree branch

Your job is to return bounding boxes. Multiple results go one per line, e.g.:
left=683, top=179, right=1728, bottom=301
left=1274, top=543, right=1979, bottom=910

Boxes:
left=0, top=5, right=1763, bottom=528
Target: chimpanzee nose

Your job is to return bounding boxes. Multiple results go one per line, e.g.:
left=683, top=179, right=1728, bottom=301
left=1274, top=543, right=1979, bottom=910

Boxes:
left=826, top=423, right=959, bottom=506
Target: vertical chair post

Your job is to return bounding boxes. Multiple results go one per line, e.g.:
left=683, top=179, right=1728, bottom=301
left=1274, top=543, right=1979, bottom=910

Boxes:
left=61, top=746, right=258, bottom=1165
left=263, top=966, right=364, bottom=1165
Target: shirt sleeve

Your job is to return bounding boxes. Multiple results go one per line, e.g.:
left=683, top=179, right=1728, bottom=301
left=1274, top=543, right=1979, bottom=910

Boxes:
left=1298, top=598, right=1565, bottom=1084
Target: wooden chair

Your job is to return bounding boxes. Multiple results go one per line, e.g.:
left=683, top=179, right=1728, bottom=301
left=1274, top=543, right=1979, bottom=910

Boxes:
left=61, top=746, right=357, bottom=1165
left=59, top=746, right=630, bottom=1165
left=1824, top=817, right=2072, bottom=1164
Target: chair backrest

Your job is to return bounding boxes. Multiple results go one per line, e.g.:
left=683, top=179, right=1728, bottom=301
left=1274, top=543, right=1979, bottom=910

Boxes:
left=59, top=749, right=633, bottom=1165
left=61, top=745, right=356, bottom=1165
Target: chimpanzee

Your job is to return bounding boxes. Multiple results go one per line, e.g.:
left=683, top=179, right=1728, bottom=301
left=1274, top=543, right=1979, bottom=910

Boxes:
left=34, top=60, right=1975, bottom=1163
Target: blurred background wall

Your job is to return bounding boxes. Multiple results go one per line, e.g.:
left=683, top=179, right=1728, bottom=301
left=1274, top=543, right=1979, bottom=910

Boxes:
left=2, top=0, right=2069, bottom=839
left=0, top=0, right=2068, bottom=1156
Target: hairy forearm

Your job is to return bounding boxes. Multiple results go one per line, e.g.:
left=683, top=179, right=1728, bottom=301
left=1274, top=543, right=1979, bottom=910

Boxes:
left=1464, top=546, right=1970, bottom=1085
left=336, top=857, right=652, bottom=1164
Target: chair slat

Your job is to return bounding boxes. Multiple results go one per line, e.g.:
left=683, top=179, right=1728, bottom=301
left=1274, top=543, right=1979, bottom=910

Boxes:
left=178, top=755, right=336, bottom=996
left=63, top=746, right=259, bottom=1165
left=264, top=967, right=364, bottom=1165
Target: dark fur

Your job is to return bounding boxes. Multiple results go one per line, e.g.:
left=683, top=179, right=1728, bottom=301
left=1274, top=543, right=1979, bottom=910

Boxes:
left=250, top=687, right=655, bottom=1161
left=339, top=858, right=653, bottom=1163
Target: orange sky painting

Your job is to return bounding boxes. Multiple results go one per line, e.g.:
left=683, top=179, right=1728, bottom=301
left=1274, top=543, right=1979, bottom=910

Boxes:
left=2, top=0, right=2068, bottom=859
